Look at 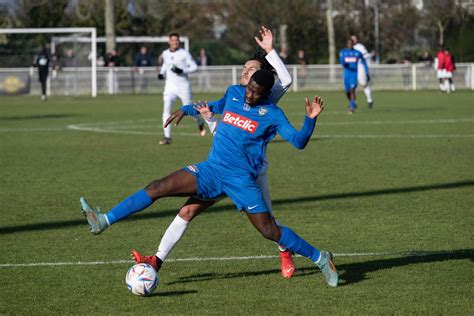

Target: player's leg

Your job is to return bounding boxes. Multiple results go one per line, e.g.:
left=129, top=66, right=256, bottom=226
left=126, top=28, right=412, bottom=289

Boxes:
left=39, top=74, right=47, bottom=101
left=161, top=92, right=177, bottom=144
left=245, top=211, right=338, bottom=287
left=132, top=197, right=216, bottom=271
left=358, top=64, right=373, bottom=107
left=179, top=88, right=206, bottom=136
left=80, top=169, right=197, bottom=234
left=256, top=164, right=295, bottom=279
left=446, top=72, right=455, bottom=92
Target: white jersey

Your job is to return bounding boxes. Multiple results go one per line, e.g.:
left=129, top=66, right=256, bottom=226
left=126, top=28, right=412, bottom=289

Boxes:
left=353, top=43, right=371, bottom=64
left=159, top=48, right=197, bottom=91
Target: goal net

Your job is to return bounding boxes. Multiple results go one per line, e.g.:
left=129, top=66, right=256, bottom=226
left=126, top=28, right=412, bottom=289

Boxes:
left=0, top=28, right=97, bottom=97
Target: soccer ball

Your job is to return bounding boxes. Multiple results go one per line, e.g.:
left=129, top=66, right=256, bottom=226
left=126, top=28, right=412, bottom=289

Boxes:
left=125, top=263, right=159, bottom=296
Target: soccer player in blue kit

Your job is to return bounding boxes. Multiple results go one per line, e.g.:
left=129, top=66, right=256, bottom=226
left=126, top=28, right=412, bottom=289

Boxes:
left=81, top=70, right=338, bottom=287
left=340, top=38, right=369, bottom=114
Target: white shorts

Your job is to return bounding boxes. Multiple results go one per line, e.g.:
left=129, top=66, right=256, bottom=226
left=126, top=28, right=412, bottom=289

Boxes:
left=437, top=69, right=446, bottom=79
left=357, top=63, right=368, bottom=87
left=444, top=71, right=453, bottom=79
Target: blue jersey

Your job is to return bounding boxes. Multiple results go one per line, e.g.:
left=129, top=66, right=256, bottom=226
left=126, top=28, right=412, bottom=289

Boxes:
left=182, top=85, right=316, bottom=178
left=339, top=48, right=368, bottom=74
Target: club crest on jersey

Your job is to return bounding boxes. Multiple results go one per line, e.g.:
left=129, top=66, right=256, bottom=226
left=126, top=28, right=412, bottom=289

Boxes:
left=222, top=111, right=258, bottom=134
left=258, top=107, right=268, bottom=116
left=243, top=103, right=251, bottom=111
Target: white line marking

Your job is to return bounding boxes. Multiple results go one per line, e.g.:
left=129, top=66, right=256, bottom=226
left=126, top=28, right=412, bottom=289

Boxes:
left=0, top=250, right=466, bottom=268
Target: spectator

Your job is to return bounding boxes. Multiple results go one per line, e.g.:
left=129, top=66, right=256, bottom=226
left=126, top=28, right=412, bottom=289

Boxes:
left=33, top=46, right=50, bottom=101
left=197, top=48, right=211, bottom=91
left=419, top=50, right=433, bottom=89
left=105, top=50, right=120, bottom=94
left=278, top=47, right=288, bottom=64
left=134, top=46, right=154, bottom=92
left=61, top=48, right=76, bottom=95
left=402, top=56, right=412, bottom=90
left=296, top=49, right=307, bottom=88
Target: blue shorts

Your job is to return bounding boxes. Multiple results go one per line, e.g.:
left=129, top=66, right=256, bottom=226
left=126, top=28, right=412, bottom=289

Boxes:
left=344, top=73, right=358, bottom=92
left=183, top=161, right=269, bottom=214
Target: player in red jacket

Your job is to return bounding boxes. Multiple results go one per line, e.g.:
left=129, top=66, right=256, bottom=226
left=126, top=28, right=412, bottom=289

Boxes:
left=443, top=47, right=456, bottom=92
left=436, top=46, right=446, bottom=92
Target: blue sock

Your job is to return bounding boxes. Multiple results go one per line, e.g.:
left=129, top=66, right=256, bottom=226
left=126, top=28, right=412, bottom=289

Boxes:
left=349, top=100, right=356, bottom=110
left=278, top=226, right=320, bottom=262
left=105, top=189, right=153, bottom=225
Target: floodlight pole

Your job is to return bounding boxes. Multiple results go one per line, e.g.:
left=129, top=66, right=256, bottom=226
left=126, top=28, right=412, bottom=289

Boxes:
left=374, top=0, right=380, bottom=63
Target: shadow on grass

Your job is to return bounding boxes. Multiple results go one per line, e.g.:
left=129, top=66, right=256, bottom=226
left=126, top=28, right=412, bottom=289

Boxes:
left=1, top=179, right=472, bottom=235
left=166, top=267, right=317, bottom=285
left=0, top=114, right=80, bottom=120
left=165, top=249, right=473, bottom=286
left=338, top=249, right=474, bottom=286
left=149, top=290, right=197, bottom=297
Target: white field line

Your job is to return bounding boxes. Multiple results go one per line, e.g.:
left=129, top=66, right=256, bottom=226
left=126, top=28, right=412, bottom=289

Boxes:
left=0, top=250, right=462, bottom=268
left=0, top=118, right=472, bottom=138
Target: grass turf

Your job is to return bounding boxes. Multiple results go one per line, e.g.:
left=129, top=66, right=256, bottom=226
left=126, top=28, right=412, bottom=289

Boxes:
left=0, top=91, right=473, bottom=314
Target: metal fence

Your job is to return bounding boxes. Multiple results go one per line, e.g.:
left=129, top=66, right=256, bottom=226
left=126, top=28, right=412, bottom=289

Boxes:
left=1, top=63, right=473, bottom=96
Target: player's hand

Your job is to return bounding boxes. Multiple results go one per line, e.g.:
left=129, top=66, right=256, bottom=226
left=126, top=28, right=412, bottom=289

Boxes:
left=164, top=109, right=185, bottom=128
left=171, top=65, right=183, bottom=74
left=305, top=96, right=324, bottom=119
left=193, top=100, right=214, bottom=119
left=366, top=74, right=371, bottom=82
left=254, top=26, right=273, bottom=54
left=157, top=74, right=164, bottom=80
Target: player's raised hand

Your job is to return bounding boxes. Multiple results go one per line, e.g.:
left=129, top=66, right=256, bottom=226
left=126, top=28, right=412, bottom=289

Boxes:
left=193, top=100, right=214, bottom=120
left=254, top=26, right=273, bottom=53
left=164, top=109, right=185, bottom=128
left=305, top=96, right=324, bottom=119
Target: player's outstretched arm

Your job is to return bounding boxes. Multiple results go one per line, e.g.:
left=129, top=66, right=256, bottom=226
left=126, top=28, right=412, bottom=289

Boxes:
left=276, top=95, right=324, bottom=149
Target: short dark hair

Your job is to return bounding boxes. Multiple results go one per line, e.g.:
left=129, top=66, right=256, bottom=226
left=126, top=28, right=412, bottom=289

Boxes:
left=250, top=69, right=275, bottom=92
left=250, top=50, right=275, bottom=74
left=169, top=32, right=180, bottom=39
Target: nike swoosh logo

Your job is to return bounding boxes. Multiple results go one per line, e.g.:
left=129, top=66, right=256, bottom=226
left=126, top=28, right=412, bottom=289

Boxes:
left=248, top=205, right=258, bottom=210
left=232, top=97, right=239, bottom=102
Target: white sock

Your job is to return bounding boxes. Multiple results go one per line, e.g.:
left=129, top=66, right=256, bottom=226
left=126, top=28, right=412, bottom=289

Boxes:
left=444, top=81, right=450, bottom=93
left=156, top=215, right=189, bottom=262
left=450, top=83, right=455, bottom=92
left=363, top=85, right=373, bottom=103
left=439, top=83, right=444, bottom=91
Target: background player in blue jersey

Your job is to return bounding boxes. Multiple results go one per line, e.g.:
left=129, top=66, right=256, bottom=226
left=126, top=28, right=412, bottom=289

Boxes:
left=340, top=38, right=369, bottom=114
left=81, top=70, right=339, bottom=287
left=132, top=26, right=298, bottom=280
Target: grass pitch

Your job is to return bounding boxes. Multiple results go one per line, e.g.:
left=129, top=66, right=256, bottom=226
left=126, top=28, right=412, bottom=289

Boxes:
left=0, top=91, right=473, bottom=314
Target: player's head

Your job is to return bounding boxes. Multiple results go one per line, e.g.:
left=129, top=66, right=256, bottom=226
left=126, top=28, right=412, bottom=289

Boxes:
left=240, top=50, right=275, bottom=86
left=168, top=33, right=180, bottom=51
left=140, top=46, right=147, bottom=54
left=245, top=69, right=274, bottom=105
left=346, top=38, right=354, bottom=49
left=350, top=35, right=358, bottom=44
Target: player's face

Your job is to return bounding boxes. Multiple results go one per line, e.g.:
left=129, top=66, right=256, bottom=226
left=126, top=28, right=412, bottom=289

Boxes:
left=245, top=79, right=267, bottom=105
left=347, top=39, right=353, bottom=49
left=168, top=36, right=180, bottom=51
left=240, top=60, right=262, bottom=86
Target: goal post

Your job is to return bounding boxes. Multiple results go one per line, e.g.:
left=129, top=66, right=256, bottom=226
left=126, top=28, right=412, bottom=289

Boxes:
left=0, top=27, right=97, bottom=97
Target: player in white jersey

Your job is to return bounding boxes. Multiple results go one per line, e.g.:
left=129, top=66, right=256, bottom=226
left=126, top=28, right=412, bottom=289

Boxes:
left=158, top=33, right=205, bottom=145
left=132, top=26, right=298, bottom=279
left=350, top=35, right=374, bottom=108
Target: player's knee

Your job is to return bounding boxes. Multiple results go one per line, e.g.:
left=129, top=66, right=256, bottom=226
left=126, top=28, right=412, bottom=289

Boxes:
left=178, top=205, right=198, bottom=221
left=258, top=225, right=281, bottom=242
left=144, top=179, right=166, bottom=200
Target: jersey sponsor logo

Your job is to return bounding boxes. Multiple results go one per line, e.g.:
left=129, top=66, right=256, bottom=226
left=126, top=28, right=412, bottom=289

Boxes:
left=258, top=107, right=268, bottom=116
left=222, top=111, right=258, bottom=134
left=187, top=165, right=199, bottom=173
left=344, top=56, right=357, bottom=63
